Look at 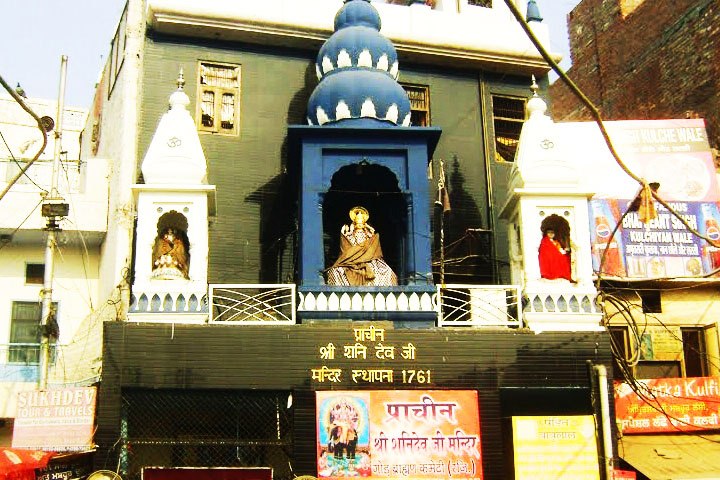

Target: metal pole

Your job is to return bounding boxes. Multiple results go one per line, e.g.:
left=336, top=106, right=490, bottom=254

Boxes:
left=39, top=55, right=68, bottom=390
left=595, top=364, right=614, bottom=479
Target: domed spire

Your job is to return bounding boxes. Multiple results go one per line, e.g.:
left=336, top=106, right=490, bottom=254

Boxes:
left=307, top=0, right=411, bottom=127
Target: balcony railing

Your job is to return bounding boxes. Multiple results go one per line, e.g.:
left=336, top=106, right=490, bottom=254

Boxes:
left=209, top=284, right=296, bottom=324
left=0, top=343, right=57, bottom=383
left=437, top=284, right=523, bottom=328
left=130, top=282, right=603, bottom=331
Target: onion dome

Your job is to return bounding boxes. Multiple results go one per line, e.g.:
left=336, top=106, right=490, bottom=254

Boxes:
left=307, top=0, right=411, bottom=127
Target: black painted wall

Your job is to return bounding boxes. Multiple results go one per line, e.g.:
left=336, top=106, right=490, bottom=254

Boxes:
left=96, top=322, right=613, bottom=479
left=136, top=34, right=535, bottom=286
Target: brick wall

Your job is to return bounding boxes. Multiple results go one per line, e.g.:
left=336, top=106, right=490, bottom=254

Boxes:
left=549, top=0, right=720, bottom=154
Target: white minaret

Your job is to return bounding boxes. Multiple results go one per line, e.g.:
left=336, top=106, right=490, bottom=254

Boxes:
left=500, top=79, right=603, bottom=333
left=130, top=71, right=216, bottom=320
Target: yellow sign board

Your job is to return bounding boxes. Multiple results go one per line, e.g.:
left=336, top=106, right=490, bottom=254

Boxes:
left=512, top=415, right=600, bottom=480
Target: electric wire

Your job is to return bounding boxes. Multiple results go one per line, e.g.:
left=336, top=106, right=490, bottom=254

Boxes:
left=0, top=73, right=49, bottom=202
left=0, top=129, right=48, bottom=192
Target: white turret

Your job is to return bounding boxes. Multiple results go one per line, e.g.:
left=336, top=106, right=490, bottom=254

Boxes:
left=500, top=78, right=602, bottom=333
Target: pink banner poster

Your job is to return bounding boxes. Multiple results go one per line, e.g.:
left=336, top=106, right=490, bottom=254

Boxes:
left=614, top=377, right=720, bottom=433
left=316, top=390, right=482, bottom=479
left=579, top=119, right=720, bottom=279
left=12, top=387, right=96, bottom=451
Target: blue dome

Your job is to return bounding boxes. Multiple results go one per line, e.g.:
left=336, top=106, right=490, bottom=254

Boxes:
left=316, top=26, right=398, bottom=80
left=335, top=0, right=381, bottom=31
left=307, top=69, right=411, bottom=127
left=307, top=0, right=410, bottom=127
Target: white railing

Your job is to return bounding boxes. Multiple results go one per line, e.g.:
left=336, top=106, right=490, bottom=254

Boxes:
left=437, top=284, right=523, bottom=328
left=209, top=284, right=296, bottom=324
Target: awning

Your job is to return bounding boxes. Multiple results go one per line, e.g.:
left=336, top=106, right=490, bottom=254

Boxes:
left=620, top=433, right=720, bottom=479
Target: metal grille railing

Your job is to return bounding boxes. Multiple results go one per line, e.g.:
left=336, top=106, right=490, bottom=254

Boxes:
left=209, top=284, right=296, bottom=324
left=437, top=284, right=523, bottom=327
left=120, top=389, right=294, bottom=480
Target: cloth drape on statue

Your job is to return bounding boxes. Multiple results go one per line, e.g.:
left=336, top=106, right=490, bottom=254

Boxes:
left=538, top=236, right=572, bottom=281
left=331, top=233, right=385, bottom=286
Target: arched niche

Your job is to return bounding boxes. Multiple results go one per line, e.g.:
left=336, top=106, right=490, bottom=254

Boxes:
left=322, top=163, right=407, bottom=283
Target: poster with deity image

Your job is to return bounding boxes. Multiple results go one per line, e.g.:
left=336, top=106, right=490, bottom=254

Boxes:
left=316, top=390, right=483, bottom=479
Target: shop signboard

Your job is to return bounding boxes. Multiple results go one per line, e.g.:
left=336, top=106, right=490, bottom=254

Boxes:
left=316, top=390, right=482, bottom=479
left=12, top=386, right=96, bottom=451
left=511, top=415, right=600, bottom=480
left=614, top=376, right=720, bottom=434
left=565, top=119, right=720, bottom=278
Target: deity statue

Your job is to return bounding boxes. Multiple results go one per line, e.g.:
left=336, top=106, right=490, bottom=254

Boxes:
left=151, top=228, right=189, bottom=280
left=538, top=227, right=573, bottom=281
left=326, top=206, right=398, bottom=286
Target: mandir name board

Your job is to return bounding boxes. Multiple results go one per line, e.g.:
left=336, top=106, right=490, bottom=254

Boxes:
left=310, top=326, right=432, bottom=386
left=561, top=119, right=720, bottom=279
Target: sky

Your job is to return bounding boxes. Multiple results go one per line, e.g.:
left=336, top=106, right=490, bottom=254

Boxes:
left=0, top=0, right=580, bottom=109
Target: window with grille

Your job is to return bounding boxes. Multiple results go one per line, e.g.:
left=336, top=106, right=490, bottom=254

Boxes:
left=401, top=84, right=430, bottom=126
left=491, top=95, right=526, bottom=162
left=9, top=301, right=52, bottom=364
left=197, top=62, right=241, bottom=135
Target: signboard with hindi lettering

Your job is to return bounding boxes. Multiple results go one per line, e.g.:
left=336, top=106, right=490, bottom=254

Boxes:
left=560, top=119, right=720, bottom=279
left=512, top=415, right=600, bottom=480
left=614, top=376, right=720, bottom=433
left=315, top=390, right=482, bottom=479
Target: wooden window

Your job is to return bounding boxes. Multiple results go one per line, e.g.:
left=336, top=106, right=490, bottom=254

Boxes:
left=25, top=263, right=45, bottom=284
left=492, top=95, right=526, bottom=162
left=681, top=327, right=708, bottom=377
left=197, top=62, right=241, bottom=135
left=402, top=84, right=430, bottom=126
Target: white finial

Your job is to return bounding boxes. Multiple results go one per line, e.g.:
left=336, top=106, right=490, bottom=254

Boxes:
left=526, top=75, right=547, bottom=117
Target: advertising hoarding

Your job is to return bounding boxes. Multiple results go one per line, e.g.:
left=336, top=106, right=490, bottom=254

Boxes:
left=12, top=387, right=96, bottom=451
left=569, top=119, right=720, bottom=278
left=316, top=390, right=482, bottom=479
left=614, top=376, right=720, bottom=434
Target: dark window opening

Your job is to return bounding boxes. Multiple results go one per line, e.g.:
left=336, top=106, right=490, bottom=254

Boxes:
left=640, top=290, right=662, bottom=313
left=25, top=263, right=45, bottom=284
left=682, top=328, right=707, bottom=377
left=323, top=163, right=406, bottom=284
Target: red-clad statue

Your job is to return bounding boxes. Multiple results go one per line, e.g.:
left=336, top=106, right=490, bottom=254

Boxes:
left=538, top=228, right=572, bottom=281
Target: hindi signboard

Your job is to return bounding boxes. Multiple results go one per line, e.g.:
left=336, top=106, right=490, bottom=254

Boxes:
left=316, top=390, right=482, bottom=479
left=512, top=415, right=600, bottom=480
left=563, top=119, right=720, bottom=278
left=12, top=387, right=96, bottom=451
left=615, top=376, right=720, bottom=434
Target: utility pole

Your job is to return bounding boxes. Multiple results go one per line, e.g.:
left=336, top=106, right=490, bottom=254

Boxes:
left=39, top=55, right=69, bottom=390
